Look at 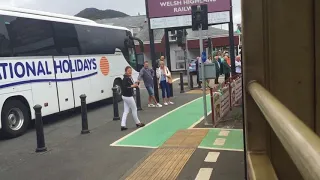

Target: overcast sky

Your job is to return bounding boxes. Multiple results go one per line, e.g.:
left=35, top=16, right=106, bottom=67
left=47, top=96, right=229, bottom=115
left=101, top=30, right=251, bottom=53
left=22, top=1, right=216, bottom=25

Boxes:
left=0, top=0, right=241, bottom=28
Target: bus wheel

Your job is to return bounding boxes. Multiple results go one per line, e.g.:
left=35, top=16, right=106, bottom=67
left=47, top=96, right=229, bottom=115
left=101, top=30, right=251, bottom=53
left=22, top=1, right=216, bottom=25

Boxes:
left=0, top=100, right=30, bottom=138
left=113, top=79, right=123, bottom=102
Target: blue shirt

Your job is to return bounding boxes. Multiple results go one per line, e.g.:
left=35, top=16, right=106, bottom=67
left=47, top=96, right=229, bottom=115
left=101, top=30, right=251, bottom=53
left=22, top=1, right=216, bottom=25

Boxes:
left=160, top=70, right=166, bottom=81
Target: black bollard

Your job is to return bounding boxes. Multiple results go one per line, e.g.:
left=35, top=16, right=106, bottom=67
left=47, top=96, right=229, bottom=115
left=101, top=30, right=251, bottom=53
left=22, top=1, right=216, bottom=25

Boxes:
left=169, top=83, right=173, bottom=97
left=33, top=105, right=47, bottom=153
left=80, top=94, right=90, bottom=134
left=135, top=87, right=142, bottom=111
left=190, top=73, right=194, bottom=90
left=112, top=87, right=120, bottom=120
left=180, top=71, right=184, bottom=93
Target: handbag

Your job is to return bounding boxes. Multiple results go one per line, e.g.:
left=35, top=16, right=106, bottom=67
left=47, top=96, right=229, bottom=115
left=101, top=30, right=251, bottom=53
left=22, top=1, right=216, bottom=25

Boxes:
left=166, top=67, right=172, bottom=84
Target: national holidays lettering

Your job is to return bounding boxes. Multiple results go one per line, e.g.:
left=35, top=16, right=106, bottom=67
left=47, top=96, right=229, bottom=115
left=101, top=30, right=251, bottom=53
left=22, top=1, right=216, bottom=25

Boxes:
left=0, top=58, right=97, bottom=80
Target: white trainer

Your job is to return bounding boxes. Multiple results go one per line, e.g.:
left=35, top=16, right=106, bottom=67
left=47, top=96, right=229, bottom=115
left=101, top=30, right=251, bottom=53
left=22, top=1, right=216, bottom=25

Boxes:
left=169, top=101, right=174, bottom=105
left=148, top=104, right=156, bottom=108
left=164, top=102, right=168, bottom=106
left=156, top=103, right=162, bottom=107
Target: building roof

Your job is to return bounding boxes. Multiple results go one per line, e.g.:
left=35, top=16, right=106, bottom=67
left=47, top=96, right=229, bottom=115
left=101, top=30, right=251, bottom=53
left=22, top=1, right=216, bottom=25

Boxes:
left=96, top=15, right=146, bottom=28
left=186, top=28, right=230, bottom=40
left=97, top=15, right=164, bottom=42
left=135, top=23, right=165, bottom=42
left=97, top=15, right=236, bottom=43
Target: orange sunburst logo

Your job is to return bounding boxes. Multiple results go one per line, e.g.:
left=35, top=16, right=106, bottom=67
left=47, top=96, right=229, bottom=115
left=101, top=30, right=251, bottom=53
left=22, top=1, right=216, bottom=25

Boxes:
left=100, top=56, right=110, bottom=76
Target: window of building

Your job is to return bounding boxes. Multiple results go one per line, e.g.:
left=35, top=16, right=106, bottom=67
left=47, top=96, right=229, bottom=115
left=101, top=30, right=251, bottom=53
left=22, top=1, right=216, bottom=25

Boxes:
left=175, top=50, right=185, bottom=70
left=171, top=36, right=177, bottom=41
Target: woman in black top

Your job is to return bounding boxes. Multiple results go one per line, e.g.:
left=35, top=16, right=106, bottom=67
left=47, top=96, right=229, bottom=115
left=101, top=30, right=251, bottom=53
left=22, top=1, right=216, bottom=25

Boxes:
left=121, top=66, right=145, bottom=131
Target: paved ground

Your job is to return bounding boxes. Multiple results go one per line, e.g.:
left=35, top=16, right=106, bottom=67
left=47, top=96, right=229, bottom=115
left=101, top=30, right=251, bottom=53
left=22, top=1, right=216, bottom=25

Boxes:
left=0, top=80, right=201, bottom=179
left=0, top=75, right=245, bottom=180
left=178, top=149, right=245, bottom=180
left=111, top=95, right=211, bottom=148
left=194, top=106, right=243, bottom=129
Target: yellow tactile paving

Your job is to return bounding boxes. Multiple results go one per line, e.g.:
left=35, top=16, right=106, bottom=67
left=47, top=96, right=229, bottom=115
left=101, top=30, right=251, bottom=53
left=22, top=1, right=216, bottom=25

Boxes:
left=125, top=129, right=208, bottom=180
left=186, top=89, right=211, bottom=94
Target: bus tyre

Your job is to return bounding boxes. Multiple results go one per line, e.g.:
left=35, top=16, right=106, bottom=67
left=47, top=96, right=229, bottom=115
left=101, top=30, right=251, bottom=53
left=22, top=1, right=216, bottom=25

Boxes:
left=113, top=80, right=122, bottom=102
left=1, top=100, right=30, bottom=138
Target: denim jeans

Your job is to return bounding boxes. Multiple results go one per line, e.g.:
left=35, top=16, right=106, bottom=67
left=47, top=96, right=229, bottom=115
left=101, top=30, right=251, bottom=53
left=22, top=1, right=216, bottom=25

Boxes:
left=160, top=80, right=170, bottom=98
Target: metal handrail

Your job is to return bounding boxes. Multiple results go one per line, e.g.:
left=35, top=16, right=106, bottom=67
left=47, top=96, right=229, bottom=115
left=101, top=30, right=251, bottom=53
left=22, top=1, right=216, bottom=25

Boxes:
left=247, top=81, right=320, bottom=180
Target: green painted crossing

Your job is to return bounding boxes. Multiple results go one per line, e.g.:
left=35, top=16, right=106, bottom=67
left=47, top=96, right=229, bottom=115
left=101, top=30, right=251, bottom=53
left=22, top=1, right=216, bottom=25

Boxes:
left=111, top=95, right=243, bottom=151
left=199, top=129, right=243, bottom=151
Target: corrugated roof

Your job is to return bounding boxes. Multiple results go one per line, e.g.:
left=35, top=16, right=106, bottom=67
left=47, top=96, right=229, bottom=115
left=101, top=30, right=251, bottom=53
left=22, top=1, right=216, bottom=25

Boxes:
left=97, top=15, right=233, bottom=42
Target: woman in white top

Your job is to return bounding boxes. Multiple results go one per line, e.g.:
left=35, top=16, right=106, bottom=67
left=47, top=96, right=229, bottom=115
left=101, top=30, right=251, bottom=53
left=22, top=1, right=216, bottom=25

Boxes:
left=157, top=61, right=174, bottom=105
left=235, top=56, right=242, bottom=74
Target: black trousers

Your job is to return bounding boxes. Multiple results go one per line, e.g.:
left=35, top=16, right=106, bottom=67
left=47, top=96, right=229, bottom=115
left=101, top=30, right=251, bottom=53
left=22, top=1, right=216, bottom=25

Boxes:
left=225, top=73, right=230, bottom=82
left=196, top=71, right=201, bottom=86
left=169, top=83, right=173, bottom=97
left=215, top=74, right=220, bottom=84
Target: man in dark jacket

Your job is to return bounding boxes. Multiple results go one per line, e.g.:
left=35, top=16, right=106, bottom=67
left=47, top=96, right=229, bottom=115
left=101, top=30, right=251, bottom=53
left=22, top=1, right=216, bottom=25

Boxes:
left=195, top=57, right=202, bottom=88
left=214, top=56, right=221, bottom=84
left=222, top=56, right=231, bottom=82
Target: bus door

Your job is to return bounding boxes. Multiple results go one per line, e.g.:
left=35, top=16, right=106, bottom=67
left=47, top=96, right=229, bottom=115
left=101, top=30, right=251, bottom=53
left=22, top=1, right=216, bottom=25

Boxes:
left=68, top=55, right=93, bottom=107
left=132, top=37, right=144, bottom=71
left=136, top=53, right=144, bottom=71
left=53, top=56, right=75, bottom=111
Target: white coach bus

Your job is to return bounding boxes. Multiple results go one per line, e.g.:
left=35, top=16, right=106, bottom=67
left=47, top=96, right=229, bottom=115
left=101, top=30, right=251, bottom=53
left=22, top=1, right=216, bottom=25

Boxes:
left=0, top=7, right=144, bottom=138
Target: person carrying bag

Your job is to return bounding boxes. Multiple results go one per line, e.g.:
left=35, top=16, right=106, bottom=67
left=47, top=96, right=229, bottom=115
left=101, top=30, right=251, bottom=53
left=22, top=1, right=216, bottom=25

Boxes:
left=157, top=61, right=174, bottom=106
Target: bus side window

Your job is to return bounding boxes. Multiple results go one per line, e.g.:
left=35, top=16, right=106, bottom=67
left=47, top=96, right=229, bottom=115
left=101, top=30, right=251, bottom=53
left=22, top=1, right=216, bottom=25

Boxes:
left=75, top=25, right=115, bottom=55
left=5, top=16, right=58, bottom=57
left=0, top=15, right=13, bottom=57
left=52, top=22, right=80, bottom=55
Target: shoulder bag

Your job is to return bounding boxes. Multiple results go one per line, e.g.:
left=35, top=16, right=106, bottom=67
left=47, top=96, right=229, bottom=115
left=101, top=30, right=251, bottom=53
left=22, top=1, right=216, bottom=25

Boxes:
left=166, top=67, right=172, bottom=84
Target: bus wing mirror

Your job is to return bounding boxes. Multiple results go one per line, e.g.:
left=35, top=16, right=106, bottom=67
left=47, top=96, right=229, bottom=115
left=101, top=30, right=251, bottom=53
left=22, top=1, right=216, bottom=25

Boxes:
left=132, top=37, right=144, bottom=53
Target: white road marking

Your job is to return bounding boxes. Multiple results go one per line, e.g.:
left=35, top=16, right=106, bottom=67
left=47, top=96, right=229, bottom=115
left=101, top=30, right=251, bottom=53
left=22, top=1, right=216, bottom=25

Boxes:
left=219, top=130, right=230, bottom=137
left=195, top=168, right=213, bottom=180
left=191, top=128, right=243, bottom=131
left=109, top=144, right=157, bottom=149
left=187, top=110, right=212, bottom=129
left=213, top=138, right=226, bottom=146
left=172, top=78, right=179, bottom=82
left=198, top=146, right=244, bottom=152
left=110, top=95, right=207, bottom=146
left=204, top=152, right=220, bottom=162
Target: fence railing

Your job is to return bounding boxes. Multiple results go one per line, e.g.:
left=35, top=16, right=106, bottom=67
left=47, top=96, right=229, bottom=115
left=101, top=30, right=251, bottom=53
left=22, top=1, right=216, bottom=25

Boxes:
left=210, top=75, right=242, bottom=126
left=247, top=81, right=320, bottom=180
